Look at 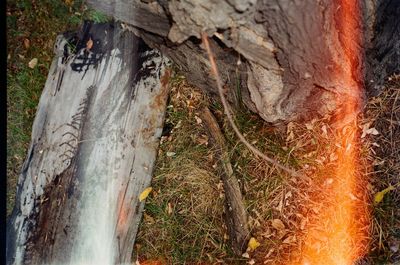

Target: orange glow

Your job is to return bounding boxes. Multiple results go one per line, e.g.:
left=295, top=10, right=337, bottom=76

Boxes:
left=291, top=0, right=370, bottom=264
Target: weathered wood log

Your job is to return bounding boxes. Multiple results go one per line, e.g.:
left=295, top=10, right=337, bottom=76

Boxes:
left=200, top=107, right=250, bottom=255
left=87, top=0, right=398, bottom=124
left=6, top=22, right=170, bottom=265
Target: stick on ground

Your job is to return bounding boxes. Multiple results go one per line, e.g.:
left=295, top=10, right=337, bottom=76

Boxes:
left=201, top=32, right=298, bottom=177
left=200, top=106, right=250, bottom=255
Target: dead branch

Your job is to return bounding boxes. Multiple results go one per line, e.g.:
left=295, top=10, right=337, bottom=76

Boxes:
left=200, top=106, right=250, bottom=255
left=201, top=32, right=298, bottom=177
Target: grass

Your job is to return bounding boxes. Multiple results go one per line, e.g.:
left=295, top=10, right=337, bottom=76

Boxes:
left=134, top=76, right=238, bottom=264
left=136, top=73, right=399, bottom=264
left=6, top=0, right=110, bottom=216
left=135, top=72, right=309, bottom=264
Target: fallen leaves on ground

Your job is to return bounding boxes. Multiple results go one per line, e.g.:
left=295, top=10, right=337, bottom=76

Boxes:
left=374, top=185, right=395, bottom=204
left=28, top=58, right=38, bottom=69
left=248, top=237, right=261, bottom=251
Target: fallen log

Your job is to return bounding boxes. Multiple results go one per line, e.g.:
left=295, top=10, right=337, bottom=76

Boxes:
left=200, top=107, right=249, bottom=255
left=6, top=21, right=170, bottom=265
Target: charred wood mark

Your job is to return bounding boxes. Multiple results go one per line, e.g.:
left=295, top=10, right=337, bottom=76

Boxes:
left=53, top=33, right=78, bottom=95
left=7, top=21, right=170, bottom=265
left=24, top=164, right=79, bottom=264
left=133, top=45, right=159, bottom=83
left=58, top=85, right=94, bottom=165
left=70, top=22, right=116, bottom=78
left=71, top=49, right=104, bottom=79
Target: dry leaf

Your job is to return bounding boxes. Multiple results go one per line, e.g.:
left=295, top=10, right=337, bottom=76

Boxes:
left=374, top=185, right=395, bottom=204
left=321, top=125, right=328, bottom=138
left=167, top=202, right=173, bottom=215
left=305, top=122, right=313, bottom=130
left=248, top=237, right=261, bottom=251
left=23, top=38, right=30, bottom=49
left=283, top=235, right=296, bottom=244
left=28, top=58, right=38, bottom=69
left=194, top=116, right=202, bottom=124
left=196, top=134, right=208, bottom=146
left=166, top=152, right=176, bottom=157
left=86, top=38, right=93, bottom=50
left=139, top=187, right=152, bottom=201
left=285, top=191, right=292, bottom=199
left=361, top=123, right=379, bottom=138
left=271, top=219, right=285, bottom=230
left=366, top=127, right=379, bottom=135
left=286, top=122, right=295, bottom=142
left=286, top=130, right=295, bottom=142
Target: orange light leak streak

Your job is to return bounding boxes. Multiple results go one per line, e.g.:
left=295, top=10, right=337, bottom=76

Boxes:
left=293, top=1, right=370, bottom=264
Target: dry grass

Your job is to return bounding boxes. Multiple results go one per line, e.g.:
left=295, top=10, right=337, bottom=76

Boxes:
left=134, top=69, right=334, bottom=264
left=365, top=75, right=400, bottom=264
left=135, top=70, right=302, bottom=264
left=136, top=71, right=400, bottom=264
left=135, top=74, right=244, bottom=264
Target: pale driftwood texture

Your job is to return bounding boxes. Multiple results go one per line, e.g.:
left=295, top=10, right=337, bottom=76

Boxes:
left=6, top=22, right=170, bottom=265
left=200, top=107, right=249, bottom=255
left=87, top=0, right=399, bottom=123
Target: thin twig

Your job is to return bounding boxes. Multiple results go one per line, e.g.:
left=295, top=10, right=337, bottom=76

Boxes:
left=201, top=32, right=298, bottom=176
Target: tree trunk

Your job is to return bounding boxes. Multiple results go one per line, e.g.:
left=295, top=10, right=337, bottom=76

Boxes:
left=6, top=22, right=170, bottom=265
left=366, top=0, right=400, bottom=95
left=88, top=0, right=398, bottom=123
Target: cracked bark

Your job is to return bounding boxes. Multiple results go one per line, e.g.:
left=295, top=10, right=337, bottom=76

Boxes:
left=88, top=0, right=398, bottom=123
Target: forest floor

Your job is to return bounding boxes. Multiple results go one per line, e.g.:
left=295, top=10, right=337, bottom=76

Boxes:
left=6, top=1, right=399, bottom=264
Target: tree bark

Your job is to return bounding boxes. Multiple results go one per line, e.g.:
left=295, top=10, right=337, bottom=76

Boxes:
left=87, top=0, right=396, bottom=123
left=366, top=0, right=400, bottom=95
left=6, top=22, right=170, bottom=265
